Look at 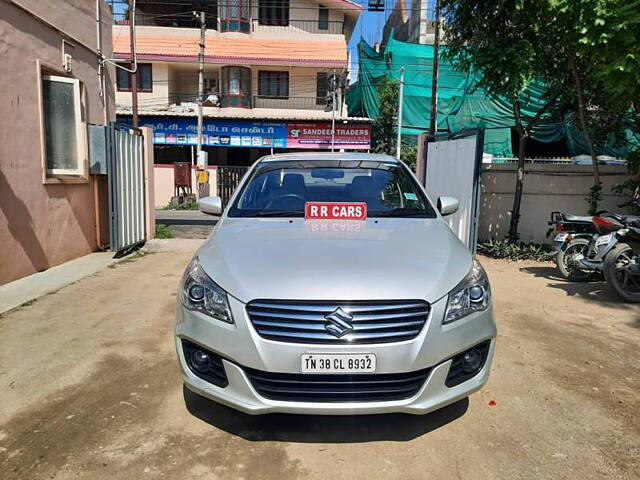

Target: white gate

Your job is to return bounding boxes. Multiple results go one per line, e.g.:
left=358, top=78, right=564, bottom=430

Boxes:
left=106, top=124, right=146, bottom=252
left=421, top=130, right=484, bottom=252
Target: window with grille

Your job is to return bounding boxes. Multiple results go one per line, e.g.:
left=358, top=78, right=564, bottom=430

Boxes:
left=221, top=66, right=251, bottom=107
left=116, top=63, right=152, bottom=92
left=319, top=5, right=329, bottom=30
left=259, top=0, right=290, bottom=26
left=258, top=71, right=289, bottom=98
left=316, top=72, right=329, bottom=105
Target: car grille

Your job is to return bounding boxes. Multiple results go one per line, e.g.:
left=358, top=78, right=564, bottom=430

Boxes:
left=246, top=300, right=431, bottom=344
left=244, top=368, right=430, bottom=402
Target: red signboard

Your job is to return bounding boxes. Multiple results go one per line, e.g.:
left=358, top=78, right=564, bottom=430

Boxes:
left=288, top=122, right=371, bottom=150
left=305, top=202, right=368, bottom=221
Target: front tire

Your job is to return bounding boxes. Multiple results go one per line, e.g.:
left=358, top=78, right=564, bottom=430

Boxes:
left=603, top=243, right=640, bottom=302
left=556, top=238, right=592, bottom=281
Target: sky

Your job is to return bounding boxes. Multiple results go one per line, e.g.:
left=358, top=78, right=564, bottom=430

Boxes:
left=347, top=5, right=392, bottom=80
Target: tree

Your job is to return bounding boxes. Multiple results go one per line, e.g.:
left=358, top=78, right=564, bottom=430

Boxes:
left=542, top=0, right=640, bottom=207
left=371, top=79, right=400, bottom=156
left=441, top=0, right=562, bottom=241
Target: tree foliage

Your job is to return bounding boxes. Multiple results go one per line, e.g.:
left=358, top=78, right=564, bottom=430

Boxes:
left=441, top=0, right=640, bottom=236
left=371, top=79, right=400, bottom=156
left=440, top=0, right=562, bottom=241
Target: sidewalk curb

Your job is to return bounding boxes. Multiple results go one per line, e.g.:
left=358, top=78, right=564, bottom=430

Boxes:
left=0, top=252, right=122, bottom=316
left=0, top=240, right=204, bottom=317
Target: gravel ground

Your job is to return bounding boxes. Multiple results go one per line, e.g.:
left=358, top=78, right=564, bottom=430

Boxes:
left=0, top=241, right=638, bottom=479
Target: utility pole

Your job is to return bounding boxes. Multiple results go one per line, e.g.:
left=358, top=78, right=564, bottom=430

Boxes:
left=396, top=66, right=405, bottom=159
left=330, top=72, right=337, bottom=152
left=195, top=10, right=209, bottom=198
left=196, top=10, right=206, bottom=159
left=129, top=0, right=138, bottom=129
left=331, top=89, right=336, bottom=152
left=429, top=0, right=441, bottom=136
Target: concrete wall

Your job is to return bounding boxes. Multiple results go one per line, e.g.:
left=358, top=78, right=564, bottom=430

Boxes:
left=154, top=165, right=219, bottom=208
left=0, top=0, right=115, bottom=285
left=479, top=164, right=633, bottom=244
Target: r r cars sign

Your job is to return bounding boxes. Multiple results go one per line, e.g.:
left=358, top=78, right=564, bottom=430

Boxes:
left=304, top=202, right=367, bottom=221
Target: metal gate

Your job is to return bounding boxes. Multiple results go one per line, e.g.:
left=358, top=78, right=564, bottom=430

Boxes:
left=421, top=130, right=484, bottom=252
left=106, top=124, right=146, bottom=252
left=217, top=166, right=249, bottom=206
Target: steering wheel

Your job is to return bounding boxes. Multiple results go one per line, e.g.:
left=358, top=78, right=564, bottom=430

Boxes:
left=264, top=194, right=306, bottom=210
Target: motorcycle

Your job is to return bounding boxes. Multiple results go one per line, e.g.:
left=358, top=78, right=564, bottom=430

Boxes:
left=600, top=203, right=640, bottom=302
left=549, top=211, right=597, bottom=280
left=571, top=199, right=640, bottom=300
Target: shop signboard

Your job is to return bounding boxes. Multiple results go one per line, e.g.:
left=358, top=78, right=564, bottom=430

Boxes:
left=287, top=123, right=371, bottom=150
left=119, top=116, right=371, bottom=150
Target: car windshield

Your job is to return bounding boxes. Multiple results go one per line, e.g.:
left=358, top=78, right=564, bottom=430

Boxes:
left=228, top=159, right=437, bottom=218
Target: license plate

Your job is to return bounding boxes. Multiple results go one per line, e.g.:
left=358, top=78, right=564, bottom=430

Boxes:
left=554, top=233, right=569, bottom=242
left=596, top=234, right=613, bottom=246
left=301, top=353, right=376, bottom=373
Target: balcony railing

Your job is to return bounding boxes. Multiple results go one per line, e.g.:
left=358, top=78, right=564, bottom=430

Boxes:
left=253, top=96, right=326, bottom=110
left=113, top=12, right=219, bottom=29
left=154, top=94, right=329, bottom=111
left=112, top=11, right=343, bottom=35
left=252, top=19, right=344, bottom=35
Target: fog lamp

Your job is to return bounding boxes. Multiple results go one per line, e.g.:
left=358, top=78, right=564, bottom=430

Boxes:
left=190, top=349, right=211, bottom=373
left=462, top=349, right=483, bottom=373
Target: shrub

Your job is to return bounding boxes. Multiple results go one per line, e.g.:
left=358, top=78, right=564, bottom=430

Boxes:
left=155, top=224, right=174, bottom=239
left=477, top=239, right=552, bottom=261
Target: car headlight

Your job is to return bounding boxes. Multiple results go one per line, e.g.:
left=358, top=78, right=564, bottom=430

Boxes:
left=444, top=259, right=491, bottom=324
left=180, top=258, right=234, bottom=323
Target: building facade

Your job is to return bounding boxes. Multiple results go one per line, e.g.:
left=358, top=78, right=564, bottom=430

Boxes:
left=382, top=0, right=436, bottom=47
left=0, top=0, right=115, bottom=285
left=110, top=0, right=369, bottom=206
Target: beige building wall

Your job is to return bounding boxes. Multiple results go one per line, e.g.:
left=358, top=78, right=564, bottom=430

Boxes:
left=116, top=62, right=170, bottom=108
left=0, top=0, right=115, bottom=285
left=479, top=164, right=633, bottom=244
left=116, top=62, right=336, bottom=108
left=153, top=166, right=218, bottom=208
left=251, top=65, right=334, bottom=98
left=250, top=0, right=346, bottom=37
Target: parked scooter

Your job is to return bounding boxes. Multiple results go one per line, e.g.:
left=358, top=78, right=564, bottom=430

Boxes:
left=549, top=211, right=597, bottom=280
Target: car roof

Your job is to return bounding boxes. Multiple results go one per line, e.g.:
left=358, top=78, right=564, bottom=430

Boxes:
left=257, top=152, right=400, bottom=164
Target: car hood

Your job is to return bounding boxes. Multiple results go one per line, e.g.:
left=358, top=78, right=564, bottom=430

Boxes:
left=197, top=217, right=472, bottom=304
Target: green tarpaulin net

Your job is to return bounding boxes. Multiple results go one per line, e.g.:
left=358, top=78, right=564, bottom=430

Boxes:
left=347, top=35, right=633, bottom=158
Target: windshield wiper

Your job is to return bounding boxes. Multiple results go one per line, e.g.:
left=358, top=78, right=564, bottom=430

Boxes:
left=370, top=208, right=428, bottom=217
left=252, top=210, right=304, bottom=217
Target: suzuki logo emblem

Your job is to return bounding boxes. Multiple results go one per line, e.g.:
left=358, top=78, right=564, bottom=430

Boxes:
left=324, top=307, right=354, bottom=338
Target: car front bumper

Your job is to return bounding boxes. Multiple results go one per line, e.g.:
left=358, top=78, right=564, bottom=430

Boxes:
left=175, top=295, right=497, bottom=415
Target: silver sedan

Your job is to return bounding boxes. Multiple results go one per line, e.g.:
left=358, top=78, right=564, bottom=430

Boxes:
left=175, top=153, right=496, bottom=415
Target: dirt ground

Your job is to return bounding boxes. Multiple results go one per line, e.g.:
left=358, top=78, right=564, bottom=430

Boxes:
left=0, top=240, right=638, bottom=480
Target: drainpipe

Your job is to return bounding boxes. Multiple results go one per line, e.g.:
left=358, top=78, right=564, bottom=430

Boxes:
left=96, top=0, right=108, bottom=123
left=94, top=0, right=107, bottom=250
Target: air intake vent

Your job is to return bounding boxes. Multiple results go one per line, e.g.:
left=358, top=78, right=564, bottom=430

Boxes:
left=245, top=368, right=430, bottom=402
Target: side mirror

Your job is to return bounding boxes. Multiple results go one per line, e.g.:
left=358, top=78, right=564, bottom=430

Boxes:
left=438, top=196, right=459, bottom=216
left=199, top=196, right=222, bottom=215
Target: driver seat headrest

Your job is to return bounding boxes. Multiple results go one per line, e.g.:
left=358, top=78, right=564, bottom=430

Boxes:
left=282, top=173, right=306, bottom=193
